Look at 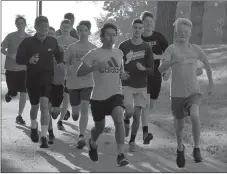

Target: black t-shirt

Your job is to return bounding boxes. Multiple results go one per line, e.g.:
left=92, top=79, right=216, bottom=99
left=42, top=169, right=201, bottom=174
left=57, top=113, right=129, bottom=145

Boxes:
left=16, top=34, right=64, bottom=85
left=141, top=31, right=168, bottom=69
left=119, top=39, right=153, bottom=88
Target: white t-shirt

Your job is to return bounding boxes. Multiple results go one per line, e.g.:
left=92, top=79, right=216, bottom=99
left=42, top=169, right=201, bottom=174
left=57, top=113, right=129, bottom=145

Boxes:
left=66, top=41, right=97, bottom=89
left=161, top=43, right=206, bottom=98
left=82, top=47, right=124, bottom=100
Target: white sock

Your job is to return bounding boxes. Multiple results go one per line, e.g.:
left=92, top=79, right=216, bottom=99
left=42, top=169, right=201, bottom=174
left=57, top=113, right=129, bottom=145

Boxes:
left=31, top=120, right=37, bottom=129
left=40, top=125, right=48, bottom=137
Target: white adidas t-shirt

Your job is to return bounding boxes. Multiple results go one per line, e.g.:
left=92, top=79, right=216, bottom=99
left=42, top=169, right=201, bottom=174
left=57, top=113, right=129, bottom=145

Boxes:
left=66, top=41, right=97, bottom=89
left=82, top=47, right=123, bottom=100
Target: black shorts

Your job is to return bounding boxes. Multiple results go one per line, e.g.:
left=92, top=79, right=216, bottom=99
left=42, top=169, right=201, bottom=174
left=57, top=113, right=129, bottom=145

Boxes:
left=90, top=94, right=124, bottom=122
left=5, top=70, right=27, bottom=96
left=49, top=84, right=64, bottom=107
left=64, top=80, right=69, bottom=93
left=68, top=87, right=93, bottom=106
left=147, top=60, right=162, bottom=100
left=27, top=83, right=52, bottom=105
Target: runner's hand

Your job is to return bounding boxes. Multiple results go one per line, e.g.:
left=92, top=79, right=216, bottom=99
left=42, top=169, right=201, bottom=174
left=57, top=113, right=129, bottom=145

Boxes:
left=57, top=62, right=66, bottom=72
left=29, top=54, right=39, bottom=64
left=120, top=71, right=130, bottom=80
left=136, top=62, right=146, bottom=71
left=207, top=82, right=214, bottom=95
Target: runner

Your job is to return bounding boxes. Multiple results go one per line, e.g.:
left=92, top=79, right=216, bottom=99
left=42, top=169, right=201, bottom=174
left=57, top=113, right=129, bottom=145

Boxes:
left=158, top=18, right=214, bottom=168
left=140, top=11, right=169, bottom=144
left=16, top=16, right=65, bottom=148
left=118, top=19, right=154, bottom=152
left=51, top=19, right=77, bottom=131
left=1, top=15, right=30, bottom=125
left=56, top=12, right=79, bottom=39
left=56, top=13, right=79, bottom=120
left=65, top=20, right=96, bottom=148
left=77, top=23, right=129, bottom=166
left=48, top=26, right=56, bottom=37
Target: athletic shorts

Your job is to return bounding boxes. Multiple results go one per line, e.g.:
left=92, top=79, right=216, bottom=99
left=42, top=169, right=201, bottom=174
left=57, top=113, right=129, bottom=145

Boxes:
left=147, top=60, right=162, bottom=100
left=171, top=93, right=202, bottom=119
left=49, top=84, right=64, bottom=107
left=27, top=83, right=52, bottom=105
left=68, top=87, right=93, bottom=106
left=64, top=80, right=69, bottom=93
left=5, top=70, right=27, bottom=96
left=123, top=86, right=149, bottom=108
left=90, top=94, right=124, bottom=122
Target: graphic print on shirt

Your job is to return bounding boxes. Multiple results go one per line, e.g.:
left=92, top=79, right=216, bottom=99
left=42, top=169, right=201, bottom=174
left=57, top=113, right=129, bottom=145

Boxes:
left=100, top=57, right=120, bottom=73
left=125, top=50, right=145, bottom=64
left=145, top=41, right=157, bottom=47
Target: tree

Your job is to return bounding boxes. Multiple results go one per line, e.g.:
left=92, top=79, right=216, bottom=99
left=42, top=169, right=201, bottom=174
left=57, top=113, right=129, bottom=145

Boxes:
left=155, top=1, right=178, bottom=44
left=94, top=0, right=157, bottom=47
left=222, top=1, right=227, bottom=43
left=190, top=1, right=205, bottom=45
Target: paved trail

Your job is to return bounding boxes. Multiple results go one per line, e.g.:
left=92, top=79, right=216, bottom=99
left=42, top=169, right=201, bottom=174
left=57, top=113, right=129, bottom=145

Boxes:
left=1, top=85, right=227, bottom=172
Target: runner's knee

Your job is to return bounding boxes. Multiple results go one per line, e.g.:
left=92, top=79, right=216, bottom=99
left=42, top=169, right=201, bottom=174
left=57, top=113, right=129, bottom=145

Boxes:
left=112, top=106, right=124, bottom=124
left=124, top=105, right=134, bottom=119
left=190, top=104, right=200, bottom=122
left=94, top=119, right=105, bottom=133
left=80, top=100, right=89, bottom=115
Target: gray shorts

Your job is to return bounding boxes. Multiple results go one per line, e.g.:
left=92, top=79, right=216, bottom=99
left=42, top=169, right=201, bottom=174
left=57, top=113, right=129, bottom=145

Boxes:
left=68, top=87, right=93, bottom=106
left=171, top=93, right=202, bottom=119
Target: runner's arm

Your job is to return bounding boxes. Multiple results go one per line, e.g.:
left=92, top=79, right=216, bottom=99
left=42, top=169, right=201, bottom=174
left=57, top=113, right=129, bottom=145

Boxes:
left=1, top=34, right=10, bottom=56
left=195, top=45, right=213, bottom=84
left=77, top=50, right=95, bottom=77
left=53, top=39, right=64, bottom=64
left=158, top=46, right=174, bottom=73
left=145, top=46, right=154, bottom=76
left=16, top=38, right=30, bottom=65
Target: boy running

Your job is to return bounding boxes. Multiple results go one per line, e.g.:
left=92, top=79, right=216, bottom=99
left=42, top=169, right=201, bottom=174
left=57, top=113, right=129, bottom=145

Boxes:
left=1, top=15, right=30, bottom=125
left=158, top=18, right=214, bottom=168
left=65, top=20, right=96, bottom=148
left=77, top=23, right=129, bottom=166
left=140, top=11, right=169, bottom=143
left=119, top=19, right=154, bottom=152
left=16, top=16, right=65, bottom=148
left=49, top=19, right=77, bottom=130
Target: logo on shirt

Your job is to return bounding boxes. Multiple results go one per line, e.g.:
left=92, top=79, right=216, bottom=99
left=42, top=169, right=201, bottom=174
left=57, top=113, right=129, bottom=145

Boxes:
left=100, top=57, right=120, bottom=73
left=146, top=41, right=157, bottom=47
left=125, top=50, right=145, bottom=64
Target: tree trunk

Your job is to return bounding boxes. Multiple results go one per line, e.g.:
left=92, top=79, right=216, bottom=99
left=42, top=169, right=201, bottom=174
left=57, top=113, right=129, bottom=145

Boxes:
left=222, top=1, right=227, bottom=43
left=190, top=1, right=205, bottom=45
left=155, top=1, right=178, bottom=44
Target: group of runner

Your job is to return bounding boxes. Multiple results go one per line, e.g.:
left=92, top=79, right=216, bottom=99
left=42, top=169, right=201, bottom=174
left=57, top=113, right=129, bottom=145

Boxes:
left=1, top=11, right=214, bottom=168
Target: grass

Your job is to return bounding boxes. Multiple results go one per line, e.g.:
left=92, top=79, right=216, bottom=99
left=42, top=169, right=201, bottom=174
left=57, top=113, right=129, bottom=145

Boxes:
left=150, top=47, right=227, bottom=163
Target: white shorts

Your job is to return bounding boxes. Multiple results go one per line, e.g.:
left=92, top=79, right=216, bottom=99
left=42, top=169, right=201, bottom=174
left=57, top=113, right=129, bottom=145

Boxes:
left=123, top=86, right=150, bottom=108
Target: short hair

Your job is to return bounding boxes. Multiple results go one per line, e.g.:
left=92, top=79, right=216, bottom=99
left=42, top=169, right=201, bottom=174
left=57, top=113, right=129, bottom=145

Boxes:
left=77, top=20, right=91, bottom=31
left=173, top=18, right=192, bottom=32
left=49, top=26, right=55, bottom=31
left=100, top=23, right=118, bottom=38
left=64, top=13, right=74, bottom=20
left=35, top=16, right=49, bottom=27
left=132, top=19, right=143, bottom=25
left=15, top=15, right=26, bottom=25
left=140, top=11, right=154, bottom=20
left=61, top=19, right=71, bottom=26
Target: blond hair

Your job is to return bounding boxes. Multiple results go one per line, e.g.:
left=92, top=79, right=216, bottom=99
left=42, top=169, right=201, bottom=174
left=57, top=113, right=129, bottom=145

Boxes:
left=173, top=18, right=192, bottom=33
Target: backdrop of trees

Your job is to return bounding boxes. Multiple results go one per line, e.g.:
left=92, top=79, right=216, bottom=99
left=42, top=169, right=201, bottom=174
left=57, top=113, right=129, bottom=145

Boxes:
left=93, top=1, right=227, bottom=47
